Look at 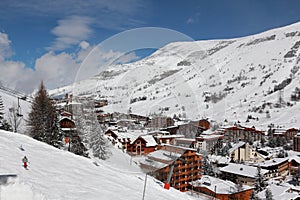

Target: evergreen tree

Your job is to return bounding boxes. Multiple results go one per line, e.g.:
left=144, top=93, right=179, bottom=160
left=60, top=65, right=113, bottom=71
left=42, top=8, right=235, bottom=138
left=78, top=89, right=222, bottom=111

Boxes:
left=28, top=81, right=63, bottom=148
left=89, top=119, right=110, bottom=160
left=254, top=166, right=266, bottom=192
left=202, top=155, right=214, bottom=176
left=0, top=96, right=11, bottom=131
left=74, top=99, right=109, bottom=159
left=250, top=191, right=261, bottom=200
left=265, top=188, right=273, bottom=200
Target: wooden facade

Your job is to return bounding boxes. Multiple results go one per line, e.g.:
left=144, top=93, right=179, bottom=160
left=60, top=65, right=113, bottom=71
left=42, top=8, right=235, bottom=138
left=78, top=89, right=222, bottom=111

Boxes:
left=105, top=129, right=157, bottom=155
left=59, top=117, right=76, bottom=129
left=194, top=186, right=253, bottom=200
left=190, top=176, right=254, bottom=200
left=259, top=158, right=289, bottom=178
left=141, top=145, right=202, bottom=192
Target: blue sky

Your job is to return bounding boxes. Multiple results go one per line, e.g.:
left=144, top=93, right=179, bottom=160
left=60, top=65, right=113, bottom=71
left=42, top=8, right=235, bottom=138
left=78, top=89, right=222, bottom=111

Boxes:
left=0, top=0, right=300, bottom=93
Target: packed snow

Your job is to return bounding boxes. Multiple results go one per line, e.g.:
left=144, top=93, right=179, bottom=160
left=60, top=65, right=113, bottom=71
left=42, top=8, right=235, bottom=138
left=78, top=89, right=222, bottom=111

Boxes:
left=0, top=130, right=199, bottom=200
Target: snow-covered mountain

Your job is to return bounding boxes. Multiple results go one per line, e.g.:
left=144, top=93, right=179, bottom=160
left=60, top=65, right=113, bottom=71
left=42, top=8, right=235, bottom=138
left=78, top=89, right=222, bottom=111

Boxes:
left=50, top=22, right=300, bottom=129
left=0, top=130, right=198, bottom=200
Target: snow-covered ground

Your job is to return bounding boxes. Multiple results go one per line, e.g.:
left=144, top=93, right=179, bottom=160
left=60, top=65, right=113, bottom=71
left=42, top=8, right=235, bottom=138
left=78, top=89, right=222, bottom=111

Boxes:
left=0, top=89, right=31, bottom=133
left=50, top=21, right=300, bottom=129
left=0, top=130, right=198, bottom=200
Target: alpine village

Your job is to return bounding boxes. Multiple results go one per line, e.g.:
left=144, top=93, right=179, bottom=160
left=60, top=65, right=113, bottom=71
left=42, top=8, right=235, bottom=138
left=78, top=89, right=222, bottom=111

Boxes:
left=3, top=21, right=300, bottom=200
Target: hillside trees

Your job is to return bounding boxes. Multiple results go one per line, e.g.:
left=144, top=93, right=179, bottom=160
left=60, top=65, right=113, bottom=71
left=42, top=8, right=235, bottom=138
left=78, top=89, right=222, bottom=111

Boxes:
left=28, top=82, right=63, bottom=148
left=0, top=95, right=13, bottom=131
left=74, top=99, right=110, bottom=159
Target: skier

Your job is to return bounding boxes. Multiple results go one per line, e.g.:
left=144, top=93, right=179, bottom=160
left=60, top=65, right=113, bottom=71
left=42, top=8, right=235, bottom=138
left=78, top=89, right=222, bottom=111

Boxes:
left=22, top=156, right=28, bottom=169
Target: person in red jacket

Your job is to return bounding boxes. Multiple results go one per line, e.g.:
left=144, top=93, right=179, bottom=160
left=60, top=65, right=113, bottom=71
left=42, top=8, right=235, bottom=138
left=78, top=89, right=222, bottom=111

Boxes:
left=22, top=156, right=28, bottom=169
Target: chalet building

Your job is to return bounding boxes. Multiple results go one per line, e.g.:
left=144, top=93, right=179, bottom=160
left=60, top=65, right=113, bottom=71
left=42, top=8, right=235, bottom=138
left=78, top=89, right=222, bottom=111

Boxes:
left=129, top=113, right=150, bottom=124
left=228, top=142, right=265, bottom=163
left=198, top=119, right=210, bottom=130
left=147, top=116, right=175, bottom=130
left=258, top=158, right=289, bottom=178
left=190, top=175, right=254, bottom=200
left=288, top=156, right=300, bottom=175
left=218, top=125, right=264, bottom=143
left=177, top=122, right=205, bottom=138
left=160, top=125, right=179, bottom=135
left=219, top=163, right=268, bottom=186
left=59, top=117, right=76, bottom=136
left=293, top=133, right=300, bottom=152
left=105, top=129, right=157, bottom=155
left=195, top=134, right=223, bottom=154
left=155, top=134, right=185, bottom=145
left=273, top=128, right=299, bottom=141
left=140, top=145, right=202, bottom=192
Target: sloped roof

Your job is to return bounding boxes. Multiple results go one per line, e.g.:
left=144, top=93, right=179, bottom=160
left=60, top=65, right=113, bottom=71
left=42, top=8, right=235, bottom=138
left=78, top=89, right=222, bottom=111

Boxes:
left=258, top=157, right=288, bottom=167
left=141, top=135, right=157, bottom=147
left=220, top=163, right=268, bottom=179
left=190, top=175, right=253, bottom=194
left=257, top=184, right=300, bottom=200
left=228, top=141, right=245, bottom=154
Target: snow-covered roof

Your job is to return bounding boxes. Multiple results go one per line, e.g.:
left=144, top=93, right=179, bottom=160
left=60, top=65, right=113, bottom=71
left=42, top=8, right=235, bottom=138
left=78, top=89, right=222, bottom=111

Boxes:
left=228, top=141, right=245, bottom=154
left=59, top=117, right=74, bottom=123
left=196, top=134, right=223, bottom=140
left=108, top=129, right=145, bottom=143
left=175, top=138, right=196, bottom=142
left=208, top=155, right=231, bottom=165
left=61, top=128, right=77, bottom=131
left=220, top=163, right=268, bottom=179
left=258, top=157, right=288, bottom=167
left=289, top=155, right=300, bottom=163
left=257, top=183, right=300, bottom=200
left=155, top=134, right=184, bottom=139
left=140, top=158, right=169, bottom=170
left=141, top=135, right=157, bottom=147
left=148, top=130, right=170, bottom=135
left=190, top=175, right=253, bottom=194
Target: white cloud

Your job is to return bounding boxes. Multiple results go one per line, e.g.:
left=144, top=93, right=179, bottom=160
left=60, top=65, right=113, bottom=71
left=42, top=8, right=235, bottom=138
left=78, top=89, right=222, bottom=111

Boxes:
left=0, top=32, right=141, bottom=93
left=0, top=32, right=13, bottom=60
left=79, top=41, right=90, bottom=50
left=48, top=16, right=93, bottom=51
left=34, top=51, right=80, bottom=89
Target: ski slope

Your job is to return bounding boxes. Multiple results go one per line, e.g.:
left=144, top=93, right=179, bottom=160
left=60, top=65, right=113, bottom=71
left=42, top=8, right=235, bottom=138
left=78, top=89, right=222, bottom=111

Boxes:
left=0, top=130, right=198, bottom=200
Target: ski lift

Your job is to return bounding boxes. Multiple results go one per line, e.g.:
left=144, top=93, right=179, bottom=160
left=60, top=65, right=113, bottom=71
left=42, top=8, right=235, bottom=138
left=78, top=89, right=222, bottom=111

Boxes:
left=16, top=97, right=26, bottom=117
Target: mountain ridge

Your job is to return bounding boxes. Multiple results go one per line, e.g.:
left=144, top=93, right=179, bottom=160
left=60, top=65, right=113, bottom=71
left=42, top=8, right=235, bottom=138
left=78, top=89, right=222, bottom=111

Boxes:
left=50, top=21, right=300, bottom=130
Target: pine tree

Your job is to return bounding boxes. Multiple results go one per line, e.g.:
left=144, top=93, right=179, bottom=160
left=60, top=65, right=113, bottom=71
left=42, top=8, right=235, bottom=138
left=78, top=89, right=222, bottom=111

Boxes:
left=254, top=166, right=266, bottom=192
left=202, top=155, right=214, bottom=176
left=28, top=81, right=63, bottom=148
left=250, top=191, right=261, bottom=200
left=89, top=119, right=110, bottom=160
left=74, top=99, right=109, bottom=159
